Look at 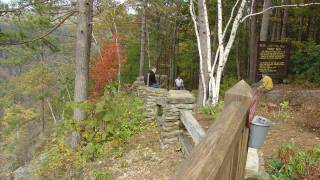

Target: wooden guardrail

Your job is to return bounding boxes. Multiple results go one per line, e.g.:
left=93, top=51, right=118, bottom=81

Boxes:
left=180, top=110, right=205, bottom=145
left=174, top=80, right=253, bottom=180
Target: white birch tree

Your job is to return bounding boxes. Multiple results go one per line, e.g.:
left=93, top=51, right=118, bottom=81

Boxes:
left=190, top=0, right=320, bottom=107
left=190, top=0, right=247, bottom=106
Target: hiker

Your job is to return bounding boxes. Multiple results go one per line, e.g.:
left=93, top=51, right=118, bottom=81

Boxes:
left=175, top=76, right=184, bottom=90
left=144, top=67, right=160, bottom=88
left=257, top=73, right=273, bottom=94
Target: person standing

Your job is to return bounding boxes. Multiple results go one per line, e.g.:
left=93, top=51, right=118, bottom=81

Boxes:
left=175, top=76, right=184, bottom=90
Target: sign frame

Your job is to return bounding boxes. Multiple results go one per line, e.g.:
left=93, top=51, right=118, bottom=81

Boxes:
left=255, top=41, right=290, bottom=81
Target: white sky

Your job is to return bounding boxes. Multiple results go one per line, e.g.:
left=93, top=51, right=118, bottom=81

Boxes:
left=1, top=0, right=125, bottom=3
left=1, top=0, right=14, bottom=3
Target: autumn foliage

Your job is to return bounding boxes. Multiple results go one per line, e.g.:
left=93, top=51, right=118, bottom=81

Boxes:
left=90, top=34, right=127, bottom=97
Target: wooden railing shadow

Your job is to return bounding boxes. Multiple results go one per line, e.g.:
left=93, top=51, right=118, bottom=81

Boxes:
left=174, top=80, right=254, bottom=180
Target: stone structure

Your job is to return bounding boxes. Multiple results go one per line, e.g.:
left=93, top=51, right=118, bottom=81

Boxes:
left=134, top=77, right=196, bottom=148
left=157, top=90, right=195, bottom=148
left=137, top=86, right=168, bottom=121
left=245, top=148, right=269, bottom=180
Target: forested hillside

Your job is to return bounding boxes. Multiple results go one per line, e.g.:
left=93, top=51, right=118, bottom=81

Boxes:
left=0, top=0, right=319, bottom=179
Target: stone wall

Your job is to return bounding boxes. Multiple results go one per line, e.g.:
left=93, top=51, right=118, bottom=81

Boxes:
left=157, top=90, right=196, bottom=148
left=134, top=79, right=196, bottom=148
left=137, top=86, right=169, bottom=121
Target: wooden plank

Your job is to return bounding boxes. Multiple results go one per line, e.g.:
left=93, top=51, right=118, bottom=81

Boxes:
left=179, top=133, right=194, bottom=159
left=174, top=102, right=248, bottom=180
left=180, top=110, right=205, bottom=145
left=174, top=80, right=253, bottom=180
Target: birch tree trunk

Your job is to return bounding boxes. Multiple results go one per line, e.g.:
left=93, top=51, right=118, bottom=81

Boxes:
left=196, top=0, right=211, bottom=106
left=190, top=0, right=206, bottom=106
left=73, top=0, right=93, bottom=121
left=213, top=0, right=247, bottom=105
left=260, top=0, right=272, bottom=41
left=113, top=21, right=121, bottom=92
left=139, top=0, right=146, bottom=76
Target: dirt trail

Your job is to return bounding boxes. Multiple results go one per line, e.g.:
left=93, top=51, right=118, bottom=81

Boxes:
left=259, top=102, right=320, bottom=161
left=261, top=120, right=320, bottom=159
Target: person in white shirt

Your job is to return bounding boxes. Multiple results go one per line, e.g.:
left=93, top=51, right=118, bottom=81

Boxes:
left=175, top=76, right=184, bottom=90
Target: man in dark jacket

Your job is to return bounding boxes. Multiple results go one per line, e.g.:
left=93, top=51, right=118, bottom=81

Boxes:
left=144, top=67, right=160, bottom=88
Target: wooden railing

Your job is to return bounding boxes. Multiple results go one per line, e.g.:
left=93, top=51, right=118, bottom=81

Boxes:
left=175, top=80, right=254, bottom=180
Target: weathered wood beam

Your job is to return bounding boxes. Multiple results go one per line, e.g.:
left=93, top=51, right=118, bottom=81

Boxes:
left=174, top=102, right=246, bottom=179
left=180, top=110, right=206, bottom=145
left=174, top=80, right=253, bottom=180
left=179, top=133, right=194, bottom=159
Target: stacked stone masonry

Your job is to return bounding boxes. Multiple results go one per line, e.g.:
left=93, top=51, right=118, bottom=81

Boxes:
left=134, top=79, right=196, bottom=148
left=158, top=90, right=195, bottom=148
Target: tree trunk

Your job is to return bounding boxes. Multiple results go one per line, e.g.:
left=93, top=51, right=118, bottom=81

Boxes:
left=139, top=0, right=146, bottom=76
left=113, top=21, right=121, bottom=92
left=40, top=98, right=45, bottom=131
left=306, top=17, right=312, bottom=40
left=271, top=10, right=277, bottom=41
left=276, top=20, right=281, bottom=41
left=170, top=18, right=178, bottom=87
left=281, top=0, right=288, bottom=41
left=196, top=0, right=210, bottom=106
left=72, top=0, right=93, bottom=147
left=260, top=0, right=272, bottom=41
left=236, top=37, right=241, bottom=80
left=298, top=16, right=303, bottom=41
left=47, top=98, right=57, bottom=123
left=249, top=0, right=258, bottom=82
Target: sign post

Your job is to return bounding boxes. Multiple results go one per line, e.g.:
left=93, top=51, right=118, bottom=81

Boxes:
left=256, top=41, right=290, bottom=81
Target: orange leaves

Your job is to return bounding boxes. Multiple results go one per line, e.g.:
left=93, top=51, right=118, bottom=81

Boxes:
left=90, top=34, right=127, bottom=97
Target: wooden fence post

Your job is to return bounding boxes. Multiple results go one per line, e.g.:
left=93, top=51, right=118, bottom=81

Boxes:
left=174, top=80, right=253, bottom=180
left=224, top=80, right=253, bottom=180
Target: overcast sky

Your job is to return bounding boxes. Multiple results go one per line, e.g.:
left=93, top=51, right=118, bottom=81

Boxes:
left=1, top=0, right=126, bottom=3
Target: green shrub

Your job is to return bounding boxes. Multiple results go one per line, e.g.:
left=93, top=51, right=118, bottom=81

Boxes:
left=274, top=101, right=290, bottom=121
left=290, top=42, right=320, bottom=84
left=267, top=143, right=320, bottom=180
left=219, top=75, right=238, bottom=98
left=31, top=91, right=144, bottom=179
left=198, top=101, right=224, bottom=119
left=90, top=168, right=114, bottom=180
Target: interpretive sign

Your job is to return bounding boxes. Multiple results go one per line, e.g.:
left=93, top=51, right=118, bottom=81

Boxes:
left=256, top=41, right=290, bottom=81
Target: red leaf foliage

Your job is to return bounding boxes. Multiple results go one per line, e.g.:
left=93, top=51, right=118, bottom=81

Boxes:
left=90, top=33, right=127, bottom=97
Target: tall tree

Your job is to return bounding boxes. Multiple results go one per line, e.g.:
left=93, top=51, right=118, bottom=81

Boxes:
left=196, top=0, right=211, bottom=106
left=139, top=0, right=146, bottom=76
left=249, top=0, right=258, bottom=82
left=73, top=0, right=93, bottom=121
left=260, top=0, right=272, bottom=41
left=281, top=0, right=289, bottom=40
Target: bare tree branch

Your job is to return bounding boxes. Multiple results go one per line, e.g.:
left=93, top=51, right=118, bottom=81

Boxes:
left=241, top=2, right=320, bottom=23
left=0, top=11, right=76, bottom=46
left=222, top=0, right=240, bottom=40
left=0, top=0, right=50, bottom=16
